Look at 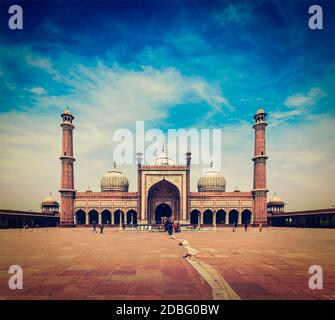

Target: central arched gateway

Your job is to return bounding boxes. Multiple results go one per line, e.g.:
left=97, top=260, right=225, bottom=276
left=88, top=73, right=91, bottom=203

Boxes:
left=155, top=203, right=172, bottom=224
left=147, top=179, right=180, bottom=224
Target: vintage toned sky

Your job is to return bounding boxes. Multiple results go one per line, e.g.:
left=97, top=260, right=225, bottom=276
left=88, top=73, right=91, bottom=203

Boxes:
left=0, top=0, right=334, bottom=211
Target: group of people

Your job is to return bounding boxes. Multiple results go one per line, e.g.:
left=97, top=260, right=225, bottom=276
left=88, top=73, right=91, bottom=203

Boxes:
left=92, top=222, right=104, bottom=234
left=232, top=222, right=249, bottom=232
left=164, top=219, right=181, bottom=238
left=233, top=222, right=264, bottom=232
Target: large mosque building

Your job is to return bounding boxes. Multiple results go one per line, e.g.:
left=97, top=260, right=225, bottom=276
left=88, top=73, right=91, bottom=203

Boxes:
left=59, top=109, right=270, bottom=227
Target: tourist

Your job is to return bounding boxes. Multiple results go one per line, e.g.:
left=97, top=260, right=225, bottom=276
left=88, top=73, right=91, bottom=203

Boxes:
left=164, top=219, right=170, bottom=232
left=259, top=223, right=263, bottom=232
left=179, top=239, right=198, bottom=259
left=99, top=224, right=104, bottom=234
left=233, top=221, right=237, bottom=232
left=167, top=223, right=174, bottom=238
left=93, top=222, right=97, bottom=233
left=244, top=223, right=248, bottom=231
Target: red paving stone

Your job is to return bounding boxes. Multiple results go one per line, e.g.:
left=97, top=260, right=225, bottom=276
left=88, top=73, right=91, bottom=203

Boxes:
left=0, top=227, right=334, bottom=300
left=0, top=228, right=212, bottom=300
left=184, top=227, right=335, bottom=300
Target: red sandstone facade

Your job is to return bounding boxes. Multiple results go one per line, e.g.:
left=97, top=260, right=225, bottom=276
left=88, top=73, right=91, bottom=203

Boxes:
left=59, top=109, right=269, bottom=227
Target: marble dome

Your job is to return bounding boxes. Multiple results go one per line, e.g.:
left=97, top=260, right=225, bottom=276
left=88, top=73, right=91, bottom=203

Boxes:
left=100, top=166, right=129, bottom=192
left=197, top=170, right=226, bottom=192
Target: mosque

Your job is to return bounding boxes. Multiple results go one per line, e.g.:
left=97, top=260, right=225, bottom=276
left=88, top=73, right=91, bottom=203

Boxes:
left=59, top=108, right=272, bottom=228
left=3, top=108, right=335, bottom=229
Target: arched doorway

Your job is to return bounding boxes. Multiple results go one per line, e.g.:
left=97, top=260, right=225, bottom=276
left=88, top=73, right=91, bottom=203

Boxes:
left=88, top=210, right=99, bottom=224
left=114, top=209, right=124, bottom=225
left=126, top=210, right=137, bottom=225
left=75, top=209, right=86, bottom=225
left=229, top=209, right=239, bottom=224
left=242, top=209, right=252, bottom=224
left=147, top=179, right=180, bottom=224
left=216, top=210, right=226, bottom=225
left=101, top=209, right=112, bottom=224
left=155, top=203, right=172, bottom=224
left=190, top=209, right=200, bottom=225
left=203, top=209, right=213, bottom=225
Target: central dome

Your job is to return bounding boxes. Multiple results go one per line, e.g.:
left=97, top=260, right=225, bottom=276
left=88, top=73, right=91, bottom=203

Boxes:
left=100, top=166, right=129, bottom=192
left=152, top=155, right=174, bottom=165
left=197, top=170, right=226, bottom=192
left=151, top=145, right=174, bottom=165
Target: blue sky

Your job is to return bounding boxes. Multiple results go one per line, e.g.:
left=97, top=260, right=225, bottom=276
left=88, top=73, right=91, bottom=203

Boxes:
left=0, top=0, right=334, bottom=211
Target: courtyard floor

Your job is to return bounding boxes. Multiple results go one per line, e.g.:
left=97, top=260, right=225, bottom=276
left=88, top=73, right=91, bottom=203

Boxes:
left=0, top=227, right=334, bottom=300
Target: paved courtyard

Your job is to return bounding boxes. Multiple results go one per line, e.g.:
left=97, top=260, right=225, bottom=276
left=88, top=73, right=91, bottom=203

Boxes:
left=0, top=227, right=334, bottom=300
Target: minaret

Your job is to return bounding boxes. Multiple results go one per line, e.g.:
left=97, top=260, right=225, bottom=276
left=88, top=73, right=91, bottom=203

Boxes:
left=59, top=107, right=75, bottom=227
left=252, top=109, right=268, bottom=226
left=136, top=151, right=143, bottom=224
left=185, top=148, right=191, bottom=222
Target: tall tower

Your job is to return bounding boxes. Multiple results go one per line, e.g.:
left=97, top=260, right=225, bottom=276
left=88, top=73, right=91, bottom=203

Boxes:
left=252, top=109, right=268, bottom=226
left=185, top=149, right=191, bottom=221
left=59, top=107, right=75, bottom=227
left=136, top=152, right=143, bottom=224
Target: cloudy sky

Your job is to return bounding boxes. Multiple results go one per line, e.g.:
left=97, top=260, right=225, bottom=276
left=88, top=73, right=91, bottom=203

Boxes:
left=0, top=0, right=334, bottom=211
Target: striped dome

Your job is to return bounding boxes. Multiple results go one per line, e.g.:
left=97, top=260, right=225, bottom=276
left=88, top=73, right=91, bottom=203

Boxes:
left=100, top=168, right=129, bottom=192
left=197, top=170, right=226, bottom=192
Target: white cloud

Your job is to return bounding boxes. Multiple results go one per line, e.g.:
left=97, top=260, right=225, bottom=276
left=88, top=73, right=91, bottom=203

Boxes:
left=284, top=87, right=326, bottom=108
left=270, top=88, right=327, bottom=124
left=0, top=52, right=333, bottom=213
left=0, top=58, right=232, bottom=210
left=27, top=87, right=47, bottom=95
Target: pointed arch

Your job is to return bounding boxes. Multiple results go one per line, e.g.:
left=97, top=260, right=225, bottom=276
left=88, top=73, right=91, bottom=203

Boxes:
left=242, top=209, right=252, bottom=225
left=203, top=209, right=213, bottom=225
left=229, top=209, right=239, bottom=224
left=114, top=209, right=124, bottom=225
left=101, top=209, right=112, bottom=224
left=216, top=209, right=226, bottom=225
left=190, top=209, right=200, bottom=225
left=88, top=209, right=99, bottom=224
left=126, top=209, right=137, bottom=225
left=75, top=209, right=86, bottom=225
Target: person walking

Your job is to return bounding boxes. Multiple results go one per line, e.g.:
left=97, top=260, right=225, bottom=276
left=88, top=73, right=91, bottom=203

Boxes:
left=99, top=224, right=104, bottom=234
left=244, top=223, right=248, bottom=231
left=93, top=222, right=97, bottom=233
left=167, top=223, right=174, bottom=239
left=259, top=223, right=263, bottom=232
left=233, top=221, right=237, bottom=232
